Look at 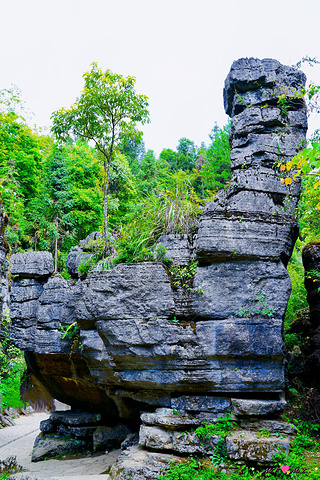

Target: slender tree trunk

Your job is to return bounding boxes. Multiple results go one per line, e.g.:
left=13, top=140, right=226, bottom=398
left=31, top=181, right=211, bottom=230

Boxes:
left=102, top=126, right=115, bottom=257
left=54, top=216, right=58, bottom=273
left=103, top=183, right=109, bottom=255
left=103, top=161, right=111, bottom=256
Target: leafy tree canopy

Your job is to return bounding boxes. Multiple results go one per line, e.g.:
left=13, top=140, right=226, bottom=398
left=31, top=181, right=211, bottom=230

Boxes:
left=51, top=62, right=150, bottom=253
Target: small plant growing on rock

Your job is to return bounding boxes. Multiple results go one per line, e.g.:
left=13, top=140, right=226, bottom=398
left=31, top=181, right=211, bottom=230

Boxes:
left=59, top=322, right=82, bottom=358
left=170, top=261, right=200, bottom=293
left=195, top=414, right=236, bottom=439
left=78, top=237, right=113, bottom=275
left=257, top=428, right=271, bottom=438
left=236, top=290, right=275, bottom=318
left=278, top=93, right=289, bottom=117
left=60, top=322, right=79, bottom=341
left=136, top=244, right=172, bottom=265
left=170, top=316, right=179, bottom=323
left=170, top=261, right=197, bottom=286
left=193, top=284, right=204, bottom=294
left=193, top=415, right=236, bottom=468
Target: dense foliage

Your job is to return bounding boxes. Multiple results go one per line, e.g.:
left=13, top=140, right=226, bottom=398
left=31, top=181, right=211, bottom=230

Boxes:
left=51, top=63, right=150, bottom=253
left=0, top=86, right=231, bottom=272
left=0, top=311, right=26, bottom=409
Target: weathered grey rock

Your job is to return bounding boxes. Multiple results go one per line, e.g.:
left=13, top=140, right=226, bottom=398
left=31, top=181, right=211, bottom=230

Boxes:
left=230, top=132, right=305, bottom=163
left=224, top=57, right=306, bottom=116
left=10, top=278, right=44, bottom=303
left=56, top=423, right=70, bottom=436
left=10, top=299, right=38, bottom=327
left=8, top=59, right=307, bottom=468
left=76, top=263, right=175, bottom=329
left=10, top=327, right=66, bottom=353
left=10, top=275, right=81, bottom=353
left=0, top=248, right=6, bottom=269
left=66, top=248, right=95, bottom=278
left=68, top=425, right=97, bottom=438
left=0, top=274, right=9, bottom=324
left=139, top=425, right=220, bottom=454
left=5, top=407, right=19, bottom=417
left=171, top=396, right=231, bottom=413
left=229, top=107, right=307, bottom=142
left=121, top=433, right=139, bottom=450
left=231, top=398, right=286, bottom=416
left=157, top=234, right=193, bottom=265
left=227, top=166, right=301, bottom=196
left=19, top=405, right=34, bottom=415
left=40, top=418, right=55, bottom=433
left=67, top=231, right=106, bottom=278
left=109, top=445, right=179, bottom=480
left=226, top=430, right=290, bottom=464
left=31, top=433, right=87, bottom=462
left=191, top=261, right=291, bottom=319
left=0, top=456, right=22, bottom=475
left=93, top=424, right=131, bottom=452
left=196, top=211, right=298, bottom=263
left=240, top=419, right=296, bottom=434
left=141, top=408, right=236, bottom=430
left=11, top=252, right=54, bottom=278
left=141, top=409, right=200, bottom=428
left=79, top=231, right=104, bottom=249
left=229, top=190, right=299, bottom=216
left=0, top=414, right=15, bottom=427
left=83, top=316, right=285, bottom=392
left=50, top=411, right=102, bottom=426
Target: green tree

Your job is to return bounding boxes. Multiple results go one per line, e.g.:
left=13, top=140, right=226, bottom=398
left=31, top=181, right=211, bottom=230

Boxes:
left=159, top=148, right=178, bottom=171
left=0, top=85, right=29, bottom=119
left=119, top=133, right=145, bottom=175
left=0, top=111, right=42, bottom=249
left=29, top=145, right=74, bottom=271
left=176, top=137, right=197, bottom=171
left=51, top=62, right=150, bottom=254
left=107, top=150, right=137, bottom=229
left=200, top=123, right=231, bottom=192
left=28, top=141, right=103, bottom=272
left=60, top=141, right=103, bottom=243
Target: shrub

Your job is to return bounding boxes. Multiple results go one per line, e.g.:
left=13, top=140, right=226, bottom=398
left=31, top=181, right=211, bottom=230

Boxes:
left=0, top=311, right=26, bottom=409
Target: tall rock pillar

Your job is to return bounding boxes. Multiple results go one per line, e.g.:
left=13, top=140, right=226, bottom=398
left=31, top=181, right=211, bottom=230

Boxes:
left=193, top=58, right=308, bottom=404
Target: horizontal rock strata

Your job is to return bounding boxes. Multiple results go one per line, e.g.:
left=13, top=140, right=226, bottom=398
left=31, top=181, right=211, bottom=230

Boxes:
left=7, top=58, right=307, bottom=473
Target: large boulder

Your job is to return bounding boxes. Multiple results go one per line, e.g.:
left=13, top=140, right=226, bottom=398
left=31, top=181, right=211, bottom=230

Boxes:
left=7, top=58, right=307, bottom=471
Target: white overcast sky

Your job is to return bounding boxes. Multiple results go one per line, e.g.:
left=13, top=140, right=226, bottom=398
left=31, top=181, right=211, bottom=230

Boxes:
left=1, top=0, right=320, bottom=155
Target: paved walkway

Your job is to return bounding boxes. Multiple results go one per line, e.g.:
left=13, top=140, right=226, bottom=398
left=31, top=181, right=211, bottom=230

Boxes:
left=0, top=412, right=119, bottom=479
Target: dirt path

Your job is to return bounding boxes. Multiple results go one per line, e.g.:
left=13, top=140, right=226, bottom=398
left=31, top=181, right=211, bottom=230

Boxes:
left=0, top=412, right=118, bottom=479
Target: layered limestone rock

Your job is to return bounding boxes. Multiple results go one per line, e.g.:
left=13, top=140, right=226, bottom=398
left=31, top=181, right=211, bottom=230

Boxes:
left=32, top=411, right=129, bottom=460
left=7, top=58, right=307, bottom=472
